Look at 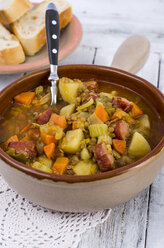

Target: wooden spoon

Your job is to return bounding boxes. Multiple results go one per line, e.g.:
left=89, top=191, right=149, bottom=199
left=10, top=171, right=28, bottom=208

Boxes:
left=111, top=35, right=150, bottom=74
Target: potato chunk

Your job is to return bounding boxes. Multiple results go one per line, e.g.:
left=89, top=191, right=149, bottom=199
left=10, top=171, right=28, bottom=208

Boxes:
left=32, top=161, right=52, bottom=173
left=60, top=129, right=84, bottom=153
left=60, top=104, right=75, bottom=117
left=88, top=113, right=103, bottom=124
left=138, top=114, right=150, bottom=130
left=81, top=148, right=90, bottom=160
left=128, top=131, right=151, bottom=157
left=73, top=160, right=98, bottom=175
left=59, top=77, right=82, bottom=103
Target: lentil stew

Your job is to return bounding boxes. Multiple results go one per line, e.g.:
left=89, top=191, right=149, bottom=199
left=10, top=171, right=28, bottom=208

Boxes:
left=0, top=77, right=160, bottom=175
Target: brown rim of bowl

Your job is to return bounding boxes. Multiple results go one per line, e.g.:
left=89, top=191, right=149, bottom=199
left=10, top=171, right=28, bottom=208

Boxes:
left=0, top=65, right=164, bottom=183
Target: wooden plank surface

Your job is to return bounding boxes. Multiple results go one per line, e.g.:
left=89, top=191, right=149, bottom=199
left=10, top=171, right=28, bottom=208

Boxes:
left=159, top=53, right=164, bottom=93
left=78, top=189, right=150, bottom=248
left=144, top=53, right=164, bottom=248
left=69, top=0, right=164, bottom=53
left=0, top=74, right=24, bottom=91
left=0, top=0, right=164, bottom=247
left=59, top=46, right=96, bottom=65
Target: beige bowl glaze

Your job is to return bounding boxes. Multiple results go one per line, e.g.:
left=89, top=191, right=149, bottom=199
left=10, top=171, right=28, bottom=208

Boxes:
left=0, top=65, right=164, bottom=212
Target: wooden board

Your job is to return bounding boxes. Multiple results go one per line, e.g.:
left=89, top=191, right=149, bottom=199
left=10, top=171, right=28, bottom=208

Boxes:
left=0, top=0, right=164, bottom=247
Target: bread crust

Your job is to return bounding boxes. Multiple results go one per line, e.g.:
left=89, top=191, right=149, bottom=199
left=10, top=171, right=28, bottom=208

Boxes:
left=0, top=24, right=25, bottom=65
left=60, top=6, right=72, bottom=29
left=0, top=0, right=32, bottom=25
left=11, top=2, right=72, bottom=56
left=0, top=45, right=25, bottom=65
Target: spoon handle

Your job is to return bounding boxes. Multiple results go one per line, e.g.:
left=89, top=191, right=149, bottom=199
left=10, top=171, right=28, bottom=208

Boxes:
left=46, top=3, right=60, bottom=70
left=111, top=35, right=150, bottom=74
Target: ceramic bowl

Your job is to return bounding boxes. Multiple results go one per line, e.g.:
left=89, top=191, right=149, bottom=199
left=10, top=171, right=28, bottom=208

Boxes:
left=0, top=65, right=164, bottom=212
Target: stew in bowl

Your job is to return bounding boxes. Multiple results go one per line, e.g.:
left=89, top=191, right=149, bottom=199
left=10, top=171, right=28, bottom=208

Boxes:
left=0, top=75, right=162, bottom=176
left=0, top=65, right=163, bottom=211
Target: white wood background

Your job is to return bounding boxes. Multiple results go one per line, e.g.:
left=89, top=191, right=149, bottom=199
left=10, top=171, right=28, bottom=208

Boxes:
left=0, top=0, right=164, bottom=247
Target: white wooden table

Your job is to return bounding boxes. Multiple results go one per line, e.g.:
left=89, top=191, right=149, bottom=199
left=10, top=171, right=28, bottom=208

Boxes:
left=1, top=0, right=164, bottom=247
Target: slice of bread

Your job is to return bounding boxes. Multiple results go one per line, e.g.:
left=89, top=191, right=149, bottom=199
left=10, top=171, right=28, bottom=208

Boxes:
left=0, top=0, right=33, bottom=25
left=0, top=24, right=25, bottom=65
left=11, top=0, right=72, bottom=56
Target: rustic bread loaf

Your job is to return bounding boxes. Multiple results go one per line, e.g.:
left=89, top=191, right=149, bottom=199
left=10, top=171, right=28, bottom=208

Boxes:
left=11, top=0, right=72, bottom=56
left=0, top=24, right=25, bottom=65
left=0, top=0, right=33, bottom=25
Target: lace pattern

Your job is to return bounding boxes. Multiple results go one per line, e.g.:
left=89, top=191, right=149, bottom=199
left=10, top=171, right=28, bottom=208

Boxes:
left=0, top=175, right=111, bottom=248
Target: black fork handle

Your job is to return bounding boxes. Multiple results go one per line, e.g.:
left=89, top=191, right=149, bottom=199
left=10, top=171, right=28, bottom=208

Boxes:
left=46, top=3, right=60, bottom=66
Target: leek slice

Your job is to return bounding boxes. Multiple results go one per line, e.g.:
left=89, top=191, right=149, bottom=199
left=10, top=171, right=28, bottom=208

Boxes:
left=60, top=104, right=75, bottom=117
left=98, top=135, right=112, bottom=145
left=77, top=98, right=94, bottom=111
left=89, top=124, right=108, bottom=137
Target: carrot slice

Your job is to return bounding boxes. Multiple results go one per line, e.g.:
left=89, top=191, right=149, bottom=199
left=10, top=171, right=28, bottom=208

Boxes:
left=111, top=109, right=127, bottom=120
left=4, top=135, right=18, bottom=149
left=19, top=123, right=31, bottom=134
left=7, top=135, right=18, bottom=143
left=20, top=137, right=30, bottom=141
left=112, top=139, right=126, bottom=155
left=112, top=109, right=135, bottom=125
left=131, top=102, right=143, bottom=117
left=95, top=104, right=109, bottom=122
left=50, top=113, right=67, bottom=129
left=52, top=157, right=69, bottom=175
left=41, top=132, right=56, bottom=145
left=44, top=143, right=55, bottom=159
left=14, top=92, right=35, bottom=105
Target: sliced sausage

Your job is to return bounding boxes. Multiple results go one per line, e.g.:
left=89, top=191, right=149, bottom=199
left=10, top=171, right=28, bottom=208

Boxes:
left=97, top=154, right=115, bottom=172
left=112, top=97, right=132, bottom=112
left=114, top=120, right=129, bottom=140
left=94, top=142, right=115, bottom=172
left=8, top=140, right=37, bottom=159
left=84, top=81, right=98, bottom=91
left=28, top=128, right=40, bottom=139
left=94, top=142, right=107, bottom=159
left=82, top=92, right=99, bottom=103
left=37, top=108, right=53, bottom=125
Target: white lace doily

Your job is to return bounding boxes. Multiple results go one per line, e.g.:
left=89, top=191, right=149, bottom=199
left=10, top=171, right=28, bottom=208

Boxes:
left=0, top=175, right=111, bottom=248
